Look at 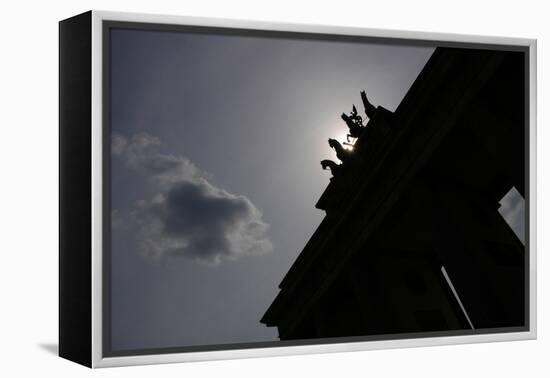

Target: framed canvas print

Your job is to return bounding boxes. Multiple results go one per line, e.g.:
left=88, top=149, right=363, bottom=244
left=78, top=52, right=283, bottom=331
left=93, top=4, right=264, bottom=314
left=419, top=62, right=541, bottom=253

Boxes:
left=59, top=10, right=537, bottom=368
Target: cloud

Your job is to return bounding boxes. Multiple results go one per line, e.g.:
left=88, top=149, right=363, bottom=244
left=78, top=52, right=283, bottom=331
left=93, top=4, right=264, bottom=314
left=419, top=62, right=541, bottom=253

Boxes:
left=498, top=187, right=525, bottom=244
left=112, top=132, right=201, bottom=186
left=113, top=132, right=273, bottom=264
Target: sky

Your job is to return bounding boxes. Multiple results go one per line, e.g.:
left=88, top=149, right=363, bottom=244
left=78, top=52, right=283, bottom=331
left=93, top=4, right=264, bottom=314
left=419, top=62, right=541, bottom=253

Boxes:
left=108, top=27, right=524, bottom=352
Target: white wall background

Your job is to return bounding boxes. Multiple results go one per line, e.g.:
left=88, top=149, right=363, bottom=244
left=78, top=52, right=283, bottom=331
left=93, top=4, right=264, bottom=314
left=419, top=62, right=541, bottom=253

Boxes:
left=0, top=0, right=546, bottom=376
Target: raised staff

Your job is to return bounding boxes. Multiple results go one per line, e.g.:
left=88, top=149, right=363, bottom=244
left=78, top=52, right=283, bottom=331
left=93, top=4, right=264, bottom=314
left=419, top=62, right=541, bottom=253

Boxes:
left=360, top=90, right=377, bottom=119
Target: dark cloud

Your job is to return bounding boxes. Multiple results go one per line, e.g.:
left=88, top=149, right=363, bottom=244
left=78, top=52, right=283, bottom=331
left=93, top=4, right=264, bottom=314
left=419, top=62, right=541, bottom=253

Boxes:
left=113, top=133, right=272, bottom=264
left=112, top=132, right=201, bottom=185
left=498, top=187, right=525, bottom=244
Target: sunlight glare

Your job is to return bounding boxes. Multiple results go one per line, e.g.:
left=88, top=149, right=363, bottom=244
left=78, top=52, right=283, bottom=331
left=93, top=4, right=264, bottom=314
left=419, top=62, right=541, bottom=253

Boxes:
left=334, top=129, right=355, bottom=150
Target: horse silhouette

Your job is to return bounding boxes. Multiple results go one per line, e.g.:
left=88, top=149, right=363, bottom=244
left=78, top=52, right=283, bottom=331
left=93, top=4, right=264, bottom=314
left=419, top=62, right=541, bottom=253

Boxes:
left=328, top=138, right=353, bottom=164
left=321, top=159, right=342, bottom=176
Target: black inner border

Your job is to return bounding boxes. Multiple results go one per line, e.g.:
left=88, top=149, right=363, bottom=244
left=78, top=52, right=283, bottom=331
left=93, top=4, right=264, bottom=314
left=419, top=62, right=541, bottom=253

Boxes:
left=102, top=20, right=531, bottom=358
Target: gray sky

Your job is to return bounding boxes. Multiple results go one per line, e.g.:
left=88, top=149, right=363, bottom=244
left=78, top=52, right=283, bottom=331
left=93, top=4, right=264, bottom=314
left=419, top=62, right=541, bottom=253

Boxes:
left=109, top=28, right=437, bottom=351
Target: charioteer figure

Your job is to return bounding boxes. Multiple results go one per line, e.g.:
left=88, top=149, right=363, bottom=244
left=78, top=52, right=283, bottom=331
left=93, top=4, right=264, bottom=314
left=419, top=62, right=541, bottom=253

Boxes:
left=321, top=90, right=394, bottom=176
left=340, top=90, right=379, bottom=142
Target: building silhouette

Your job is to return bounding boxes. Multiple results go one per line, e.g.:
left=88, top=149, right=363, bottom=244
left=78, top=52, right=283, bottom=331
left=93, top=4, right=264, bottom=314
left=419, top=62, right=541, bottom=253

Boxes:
left=260, top=47, right=526, bottom=340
